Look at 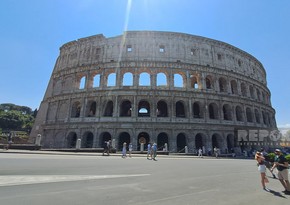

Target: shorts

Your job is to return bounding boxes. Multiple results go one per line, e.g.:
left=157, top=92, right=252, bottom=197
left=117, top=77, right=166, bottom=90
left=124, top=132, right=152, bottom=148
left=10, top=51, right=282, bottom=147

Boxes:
left=277, top=169, right=289, bottom=181
left=258, top=165, right=266, bottom=173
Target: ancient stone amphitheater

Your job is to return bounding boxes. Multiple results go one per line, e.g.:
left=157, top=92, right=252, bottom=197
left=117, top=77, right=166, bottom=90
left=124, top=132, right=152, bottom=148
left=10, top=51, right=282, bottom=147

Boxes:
left=30, top=31, right=276, bottom=154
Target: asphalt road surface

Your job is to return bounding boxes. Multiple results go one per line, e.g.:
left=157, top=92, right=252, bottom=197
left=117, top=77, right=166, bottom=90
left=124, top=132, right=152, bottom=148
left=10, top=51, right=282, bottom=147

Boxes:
left=0, top=153, right=289, bottom=205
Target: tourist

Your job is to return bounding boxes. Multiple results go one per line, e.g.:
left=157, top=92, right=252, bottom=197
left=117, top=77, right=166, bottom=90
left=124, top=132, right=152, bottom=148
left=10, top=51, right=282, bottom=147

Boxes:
left=128, top=143, right=133, bottom=157
left=147, top=143, right=151, bottom=160
left=152, top=143, right=157, bottom=161
left=198, top=148, right=203, bottom=158
left=255, top=151, right=269, bottom=191
left=102, top=141, right=108, bottom=156
left=260, top=148, right=276, bottom=179
left=107, top=140, right=111, bottom=155
left=271, top=149, right=290, bottom=194
left=214, top=147, right=219, bottom=158
left=122, top=142, right=127, bottom=158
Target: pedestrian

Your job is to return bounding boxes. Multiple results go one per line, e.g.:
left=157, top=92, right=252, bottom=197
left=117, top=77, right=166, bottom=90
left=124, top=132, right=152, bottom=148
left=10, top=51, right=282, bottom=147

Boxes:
left=260, top=148, right=276, bottom=179
left=128, top=143, right=133, bottom=157
left=214, top=147, right=218, bottom=158
left=122, top=142, right=127, bottom=158
left=147, top=143, right=151, bottom=160
left=198, top=148, right=203, bottom=158
left=271, top=149, right=290, bottom=194
left=152, top=143, right=157, bottom=161
left=255, top=151, right=269, bottom=191
left=102, top=141, right=108, bottom=156
left=107, top=140, right=111, bottom=156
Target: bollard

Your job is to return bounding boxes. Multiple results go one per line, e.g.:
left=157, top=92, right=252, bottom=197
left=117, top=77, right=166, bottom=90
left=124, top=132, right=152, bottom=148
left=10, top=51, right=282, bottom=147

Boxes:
left=185, top=146, right=188, bottom=154
left=35, top=134, right=42, bottom=146
left=112, top=139, right=116, bottom=149
left=140, top=143, right=144, bottom=152
left=76, top=138, right=81, bottom=150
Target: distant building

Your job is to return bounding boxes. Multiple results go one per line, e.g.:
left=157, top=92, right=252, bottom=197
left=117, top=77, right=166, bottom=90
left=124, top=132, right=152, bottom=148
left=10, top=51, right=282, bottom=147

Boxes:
left=30, top=31, right=277, bottom=153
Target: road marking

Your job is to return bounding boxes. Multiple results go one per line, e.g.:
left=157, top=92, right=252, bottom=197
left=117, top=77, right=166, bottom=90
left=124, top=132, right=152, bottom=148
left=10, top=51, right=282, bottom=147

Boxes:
left=0, top=174, right=150, bottom=187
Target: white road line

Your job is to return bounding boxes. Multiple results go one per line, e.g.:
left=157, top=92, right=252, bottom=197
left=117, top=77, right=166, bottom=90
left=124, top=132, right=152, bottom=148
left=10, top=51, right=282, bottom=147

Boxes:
left=0, top=174, right=150, bottom=187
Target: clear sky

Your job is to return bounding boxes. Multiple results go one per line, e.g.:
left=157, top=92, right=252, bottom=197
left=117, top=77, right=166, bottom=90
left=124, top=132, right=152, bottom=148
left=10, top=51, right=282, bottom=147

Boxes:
left=0, top=0, right=289, bottom=128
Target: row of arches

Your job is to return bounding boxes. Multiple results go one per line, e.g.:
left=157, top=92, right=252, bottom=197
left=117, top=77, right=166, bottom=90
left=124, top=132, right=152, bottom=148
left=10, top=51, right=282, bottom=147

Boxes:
left=66, top=131, right=237, bottom=153
left=70, top=99, right=274, bottom=126
left=72, top=71, right=270, bottom=104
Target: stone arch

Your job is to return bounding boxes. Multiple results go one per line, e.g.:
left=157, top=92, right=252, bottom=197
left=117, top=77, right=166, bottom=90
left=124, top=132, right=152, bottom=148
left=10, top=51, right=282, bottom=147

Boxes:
left=208, top=102, right=219, bottom=119
left=222, top=104, right=232, bottom=121
left=138, top=100, right=150, bottom=117
left=176, top=133, right=187, bottom=153
left=99, top=132, right=112, bottom=147
left=71, top=101, right=81, bottom=118
left=235, top=106, right=243, bottom=122
left=241, top=82, right=247, bottom=97
left=190, top=74, right=200, bottom=89
left=79, top=76, right=86, bottom=89
left=122, top=72, right=133, bottom=86
left=212, top=133, right=223, bottom=150
left=120, top=100, right=132, bottom=117
left=205, top=75, right=214, bottom=89
left=230, top=80, right=238, bottom=94
left=193, top=101, right=203, bottom=118
left=93, top=74, right=100, bottom=88
left=246, top=107, right=253, bottom=122
left=157, top=72, right=168, bottom=87
left=176, top=100, right=186, bottom=118
left=256, top=89, right=261, bottom=101
left=255, top=109, right=261, bottom=124
left=195, top=133, right=206, bottom=150
left=118, top=132, right=131, bottom=151
left=82, top=131, right=94, bottom=148
left=103, top=100, right=113, bottom=117
left=107, top=73, right=116, bottom=86
left=173, top=73, right=184, bottom=88
left=157, top=100, right=168, bottom=117
left=157, top=132, right=169, bottom=150
left=226, top=134, right=235, bottom=150
left=67, top=132, right=77, bottom=148
left=249, top=85, right=255, bottom=99
left=139, top=72, right=150, bottom=86
left=137, top=132, right=150, bottom=151
left=85, top=100, right=96, bottom=117
left=219, top=77, right=227, bottom=93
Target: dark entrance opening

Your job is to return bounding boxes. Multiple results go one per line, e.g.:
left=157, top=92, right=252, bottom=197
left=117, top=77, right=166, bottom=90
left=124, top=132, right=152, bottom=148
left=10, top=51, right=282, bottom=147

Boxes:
left=99, top=132, right=112, bottom=147
left=195, top=133, right=203, bottom=150
left=176, top=133, right=186, bottom=153
left=118, top=132, right=131, bottom=151
left=157, top=133, right=168, bottom=150
left=67, top=132, right=77, bottom=148
left=137, top=132, right=150, bottom=151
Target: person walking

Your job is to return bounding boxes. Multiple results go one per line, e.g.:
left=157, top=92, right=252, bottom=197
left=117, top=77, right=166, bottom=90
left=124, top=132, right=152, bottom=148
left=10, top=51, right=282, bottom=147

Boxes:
left=147, top=143, right=151, bottom=160
left=198, top=148, right=203, bottom=158
left=271, top=149, right=290, bottom=194
left=260, top=148, right=276, bottom=179
left=122, top=142, right=127, bottom=158
left=255, top=151, right=269, bottom=191
left=128, top=143, right=133, bottom=157
left=152, top=143, right=157, bottom=161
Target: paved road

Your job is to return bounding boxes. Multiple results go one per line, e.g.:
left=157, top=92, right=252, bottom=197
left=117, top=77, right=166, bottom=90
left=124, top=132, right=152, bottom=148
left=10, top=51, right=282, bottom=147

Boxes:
left=0, top=152, right=289, bottom=205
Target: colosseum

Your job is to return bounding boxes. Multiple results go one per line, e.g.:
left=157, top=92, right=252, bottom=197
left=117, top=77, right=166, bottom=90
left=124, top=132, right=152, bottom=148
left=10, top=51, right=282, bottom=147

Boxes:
left=30, top=31, right=277, bottom=154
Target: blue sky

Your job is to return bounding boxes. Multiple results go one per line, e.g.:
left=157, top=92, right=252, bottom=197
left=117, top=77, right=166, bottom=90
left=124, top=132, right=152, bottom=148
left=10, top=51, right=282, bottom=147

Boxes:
left=0, top=0, right=289, bottom=128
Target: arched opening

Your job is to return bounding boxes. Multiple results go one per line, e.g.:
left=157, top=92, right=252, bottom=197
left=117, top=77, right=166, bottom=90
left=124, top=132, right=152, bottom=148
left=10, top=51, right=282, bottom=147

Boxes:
left=157, top=133, right=169, bottom=151
left=82, top=132, right=94, bottom=148
left=138, top=100, right=150, bottom=117
left=256, top=89, right=261, bottom=101
left=67, top=132, right=77, bottom=148
left=193, top=102, right=202, bottom=118
left=246, top=107, right=253, bottom=122
left=120, top=100, right=132, bottom=117
left=174, top=73, right=183, bottom=87
left=99, top=132, right=112, bottom=147
left=93, top=74, right=100, bottom=88
left=137, top=132, right=150, bottom=151
left=195, top=133, right=205, bottom=150
left=139, top=72, right=150, bottom=86
left=212, top=133, right=222, bottom=150
left=85, top=101, right=96, bottom=117
left=241, top=83, right=247, bottom=97
left=227, top=134, right=234, bottom=151
left=209, top=103, right=218, bottom=119
left=205, top=75, right=213, bottom=89
left=191, top=75, right=199, bottom=89
left=107, top=73, right=116, bottom=86
left=249, top=85, right=255, bottom=99
left=79, top=76, right=86, bottom=89
left=176, top=101, right=185, bottom=118
left=255, top=109, right=261, bottom=123
left=157, top=100, right=168, bottom=117
left=235, top=106, right=243, bottom=122
left=230, top=80, right=238, bottom=94
left=157, top=72, right=167, bottom=87
left=122, top=72, right=133, bottom=86
left=118, top=132, right=131, bottom=151
left=71, top=101, right=81, bottom=118
left=219, top=77, right=227, bottom=93
left=103, top=101, right=113, bottom=116
left=223, top=104, right=232, bottom=121
left=176, top=133, right=187, bottom=153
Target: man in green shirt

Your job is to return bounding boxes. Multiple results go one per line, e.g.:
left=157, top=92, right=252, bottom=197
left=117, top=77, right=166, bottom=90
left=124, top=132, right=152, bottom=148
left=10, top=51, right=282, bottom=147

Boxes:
left=271, top=149, right=290, bottom=194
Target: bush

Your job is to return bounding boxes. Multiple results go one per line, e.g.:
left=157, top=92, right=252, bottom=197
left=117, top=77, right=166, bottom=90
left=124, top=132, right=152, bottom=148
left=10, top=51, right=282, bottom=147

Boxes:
left=266, top=152, right=276, bottom=162
left=285, top=154, right=290, bottom=163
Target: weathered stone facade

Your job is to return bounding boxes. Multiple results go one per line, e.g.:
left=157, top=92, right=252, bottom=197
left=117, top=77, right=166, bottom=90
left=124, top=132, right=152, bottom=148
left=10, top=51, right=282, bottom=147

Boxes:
left=30, top=31, right=276, bottom=153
